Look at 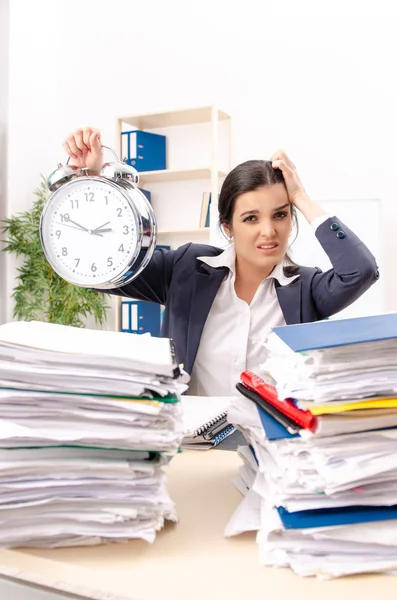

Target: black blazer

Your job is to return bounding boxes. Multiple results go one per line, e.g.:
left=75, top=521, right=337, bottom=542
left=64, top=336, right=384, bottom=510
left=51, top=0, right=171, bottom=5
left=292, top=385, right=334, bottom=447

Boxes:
left=103, top=216, right=379, bottom=375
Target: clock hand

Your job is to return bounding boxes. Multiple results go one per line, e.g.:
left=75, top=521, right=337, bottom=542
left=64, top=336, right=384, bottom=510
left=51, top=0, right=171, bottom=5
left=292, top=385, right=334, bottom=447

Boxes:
left=92, top=227, right=112, bottom=234
left=55, top=222, right=88, bottom=233
left=65, top=218, right=89, bottom=232
left=92, top=221, right=110, bottom=233
left=55, top=222, right=103, bottom=236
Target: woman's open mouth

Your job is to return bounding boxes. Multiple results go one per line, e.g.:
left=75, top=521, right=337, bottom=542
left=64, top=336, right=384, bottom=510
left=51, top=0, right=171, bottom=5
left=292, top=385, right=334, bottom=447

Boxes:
left=257, top=243, right=279, bottom=254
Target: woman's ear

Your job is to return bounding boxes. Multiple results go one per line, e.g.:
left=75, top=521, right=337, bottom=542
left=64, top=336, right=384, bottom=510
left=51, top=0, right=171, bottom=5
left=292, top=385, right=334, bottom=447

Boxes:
left=222, top=222, right=232, bottom=240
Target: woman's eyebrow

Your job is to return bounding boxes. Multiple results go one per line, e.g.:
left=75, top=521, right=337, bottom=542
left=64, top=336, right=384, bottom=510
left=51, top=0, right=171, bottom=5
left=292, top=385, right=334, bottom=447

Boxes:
left=239, top=209, right=260, bottom=218
left=273, top=203, right=290, bottom=211
left=240, top=203, right=290, bottom=218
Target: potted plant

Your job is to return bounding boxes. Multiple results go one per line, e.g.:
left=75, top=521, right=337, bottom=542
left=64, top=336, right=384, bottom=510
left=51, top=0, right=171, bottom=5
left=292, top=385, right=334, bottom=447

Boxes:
left=1, top=178, right=109, bottom=328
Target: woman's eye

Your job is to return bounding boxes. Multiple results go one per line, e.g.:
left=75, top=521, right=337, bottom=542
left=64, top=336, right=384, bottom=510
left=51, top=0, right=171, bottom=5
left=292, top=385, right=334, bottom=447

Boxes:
left=243, top=215, right=257, bottom=223
left=274, top=211, right=288, bottom=219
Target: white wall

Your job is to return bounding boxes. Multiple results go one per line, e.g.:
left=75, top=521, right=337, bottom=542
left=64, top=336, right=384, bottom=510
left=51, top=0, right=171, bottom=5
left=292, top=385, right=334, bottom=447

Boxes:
left=0, top=0, right=9, bottom=325
left=3, top=0, right=397, bottom=327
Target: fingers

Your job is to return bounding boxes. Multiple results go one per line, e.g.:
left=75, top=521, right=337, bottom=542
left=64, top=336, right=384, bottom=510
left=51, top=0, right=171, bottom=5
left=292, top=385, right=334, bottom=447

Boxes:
left=271, top=149, right=296, bottom=169
left=89, top=130, right=102, bottom=155
left=62, top=140, right=79, bottom=161
left=64, top=133, right=84, bottom=159
left=272, top=155, right=307, bottom=206
left=271, top=158, right=293, bottom=177
left=83, top=127, right=101, bottom=151
left=62, top=127, right=103, bottom=173
left=74, top=129, right=89, bottom=155
left=62, top=127, right=100, bottom=157
left=82, top=127, right=94, bottom=150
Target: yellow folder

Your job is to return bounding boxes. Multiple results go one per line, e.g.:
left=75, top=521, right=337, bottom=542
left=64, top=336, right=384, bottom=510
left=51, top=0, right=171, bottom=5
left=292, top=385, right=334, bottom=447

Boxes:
left=302, top=398, right=397, bottom=416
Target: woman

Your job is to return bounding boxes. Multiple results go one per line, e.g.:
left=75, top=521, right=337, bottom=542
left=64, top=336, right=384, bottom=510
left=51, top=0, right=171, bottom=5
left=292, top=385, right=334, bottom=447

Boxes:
left=63, top=128, right=379, bottom=396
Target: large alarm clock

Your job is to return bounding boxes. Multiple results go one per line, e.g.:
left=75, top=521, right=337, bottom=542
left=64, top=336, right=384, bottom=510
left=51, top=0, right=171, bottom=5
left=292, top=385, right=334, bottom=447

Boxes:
left=40, top=145, right=157, bottom=289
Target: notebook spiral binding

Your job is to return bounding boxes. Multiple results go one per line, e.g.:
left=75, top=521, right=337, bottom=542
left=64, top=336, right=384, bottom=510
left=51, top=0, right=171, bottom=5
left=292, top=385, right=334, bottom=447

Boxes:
left=212, top=425, right=235, bottom=447
left=169, top=340, right=181, bottom=379
left=195, top=412, right=228, bottom=436
left=169, top=339, right=177, bottom=363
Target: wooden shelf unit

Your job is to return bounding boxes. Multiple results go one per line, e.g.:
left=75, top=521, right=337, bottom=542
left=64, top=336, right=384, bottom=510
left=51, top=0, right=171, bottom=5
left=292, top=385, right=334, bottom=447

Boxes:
left=113, top=105, right=233, bottom=331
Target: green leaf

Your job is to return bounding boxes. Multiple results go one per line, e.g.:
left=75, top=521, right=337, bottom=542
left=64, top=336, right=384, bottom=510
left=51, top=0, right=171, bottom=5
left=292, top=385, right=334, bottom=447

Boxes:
left=1, top=180, right=110, bottom=327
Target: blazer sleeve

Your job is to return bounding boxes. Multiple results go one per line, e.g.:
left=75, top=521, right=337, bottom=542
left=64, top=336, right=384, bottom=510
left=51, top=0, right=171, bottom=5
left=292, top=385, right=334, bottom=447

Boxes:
left=99, top=243, right=192, bottom=305
left=310, top=216, right=379, bottom=319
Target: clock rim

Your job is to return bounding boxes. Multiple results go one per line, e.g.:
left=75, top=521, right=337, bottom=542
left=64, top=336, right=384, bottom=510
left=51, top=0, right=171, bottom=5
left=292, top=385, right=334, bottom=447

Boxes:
left=39, top=175, right=156, bottom=289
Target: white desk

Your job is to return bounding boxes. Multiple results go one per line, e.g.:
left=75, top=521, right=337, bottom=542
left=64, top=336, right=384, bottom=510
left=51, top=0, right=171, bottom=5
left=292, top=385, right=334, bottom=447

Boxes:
left=0, top=450, right=397, bottom=600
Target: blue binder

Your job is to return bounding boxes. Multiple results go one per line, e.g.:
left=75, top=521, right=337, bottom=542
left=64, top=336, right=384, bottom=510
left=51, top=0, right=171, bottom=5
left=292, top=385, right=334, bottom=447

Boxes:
left=277, top=504, right=397, bottom=530
left=273, top=312, right=397, bottom=353
left=121, top=245, right=171, bottom=336
left=121, top=300, right=161, bottom=336
left=121, top=130, right=166, bottom=172
left=257, top=405, right=300, bottom=441
left=200, top=193, right=219, bottom=228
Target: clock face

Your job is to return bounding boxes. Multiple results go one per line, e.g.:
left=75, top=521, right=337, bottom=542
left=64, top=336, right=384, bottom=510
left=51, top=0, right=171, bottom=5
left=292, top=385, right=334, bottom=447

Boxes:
left=41, top=178, right=140, bottom=287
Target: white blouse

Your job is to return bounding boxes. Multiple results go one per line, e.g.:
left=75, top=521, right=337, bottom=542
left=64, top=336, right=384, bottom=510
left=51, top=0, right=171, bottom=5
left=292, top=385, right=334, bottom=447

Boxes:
left=187, top=216, right=328, bottom=396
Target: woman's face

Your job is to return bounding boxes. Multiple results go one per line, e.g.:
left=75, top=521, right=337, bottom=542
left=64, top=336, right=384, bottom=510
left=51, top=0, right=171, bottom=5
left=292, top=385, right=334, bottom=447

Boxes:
left=225, top=184, right=293, bottom=273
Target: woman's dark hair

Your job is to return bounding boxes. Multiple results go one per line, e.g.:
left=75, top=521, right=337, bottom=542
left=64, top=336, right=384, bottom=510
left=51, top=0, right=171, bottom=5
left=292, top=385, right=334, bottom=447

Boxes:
left=218, top=159, right=298, bottom=265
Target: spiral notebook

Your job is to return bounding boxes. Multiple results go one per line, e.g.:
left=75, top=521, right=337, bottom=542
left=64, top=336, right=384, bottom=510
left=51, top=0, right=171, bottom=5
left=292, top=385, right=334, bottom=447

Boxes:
left=180, top=396, right=236, bottom=450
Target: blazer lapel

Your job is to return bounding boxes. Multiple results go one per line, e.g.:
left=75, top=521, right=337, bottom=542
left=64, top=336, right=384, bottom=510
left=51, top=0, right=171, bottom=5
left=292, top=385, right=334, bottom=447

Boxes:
left=275, top=277, right=302, bottom=325
left=185, top=264, right=228, bottom=374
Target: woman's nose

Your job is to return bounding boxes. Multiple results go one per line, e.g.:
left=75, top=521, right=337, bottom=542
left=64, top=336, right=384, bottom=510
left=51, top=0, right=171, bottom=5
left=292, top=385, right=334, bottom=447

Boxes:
left=259, top=220, right=276, bottom=238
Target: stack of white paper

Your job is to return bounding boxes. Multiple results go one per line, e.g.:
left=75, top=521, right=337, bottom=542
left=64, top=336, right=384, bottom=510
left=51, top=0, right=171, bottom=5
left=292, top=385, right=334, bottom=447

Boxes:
left=0, top=320, right=188, bottom=548
left=265, top=335, right=397, bottom=403
left=0, top=448, right=176, bottom=548
left=226, top=397, right=397, bottom=578
left=225, top=315, right=397, bottom=579
left=0, top=320, right=186, bottom=397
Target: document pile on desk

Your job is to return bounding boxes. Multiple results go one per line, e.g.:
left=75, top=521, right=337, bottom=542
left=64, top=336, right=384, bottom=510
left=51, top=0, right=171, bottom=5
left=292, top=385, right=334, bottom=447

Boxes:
left=0, top=320, right=187, bottom=548
left=226, top=313, right=397, bottom=579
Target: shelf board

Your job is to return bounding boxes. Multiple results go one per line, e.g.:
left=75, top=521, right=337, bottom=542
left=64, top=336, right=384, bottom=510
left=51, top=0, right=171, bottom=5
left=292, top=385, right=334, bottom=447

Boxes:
left=138, top=167, right=227, bottom=184
left=120, top=106, right=231, bottom=129
left=158, top=228, right=210, bottom=236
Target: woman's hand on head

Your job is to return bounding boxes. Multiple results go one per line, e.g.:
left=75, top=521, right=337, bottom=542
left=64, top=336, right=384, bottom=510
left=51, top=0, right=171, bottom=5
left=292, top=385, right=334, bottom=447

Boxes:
left=270, top=149, right=308, bottom=207
left=271, top=149, right=327, bottom=223
left=62, top=127, right=104, bottom=175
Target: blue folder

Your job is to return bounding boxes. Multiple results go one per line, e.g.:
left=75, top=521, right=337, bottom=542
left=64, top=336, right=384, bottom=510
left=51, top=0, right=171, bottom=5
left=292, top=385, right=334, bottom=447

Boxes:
left=273, top=312, right=397, bottom=353
left=277, top=504, right=397, bottom=530
left=121, top=245, right=170, bottom=336
left=257, top=406, right=300, bottom=441
left=121, top=300, right=161, bottom=336
left=121, top=130, right=166, bottom=172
